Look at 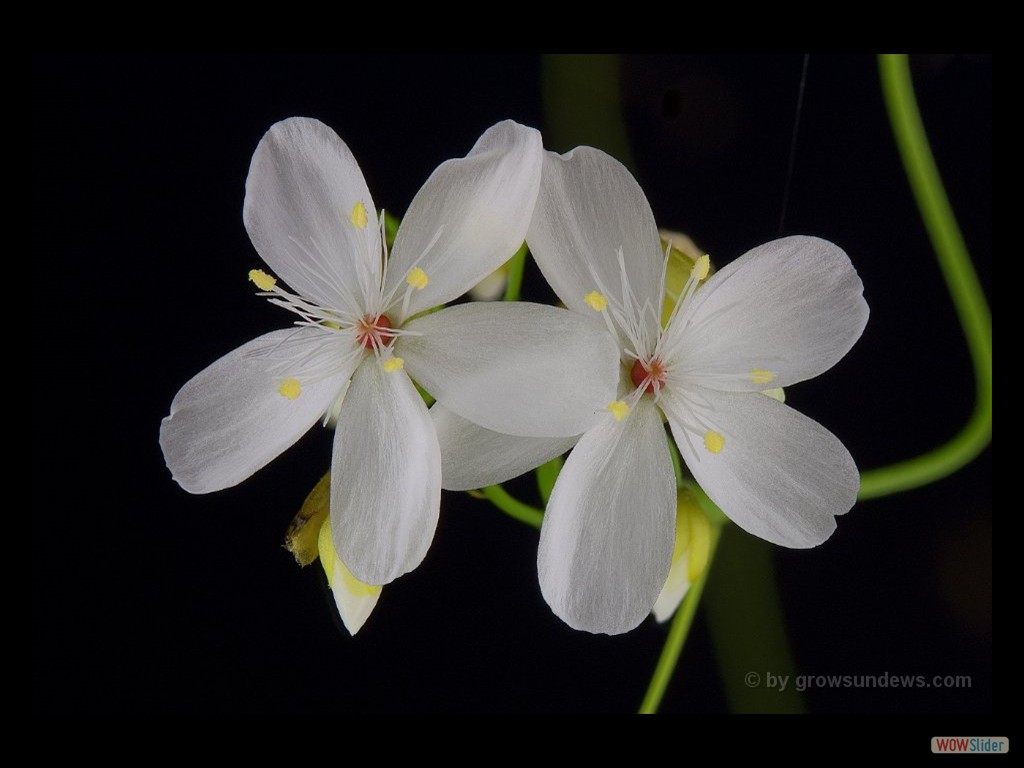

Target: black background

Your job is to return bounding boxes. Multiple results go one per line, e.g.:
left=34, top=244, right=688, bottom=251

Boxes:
left=33, top=55, right=993, bottom=724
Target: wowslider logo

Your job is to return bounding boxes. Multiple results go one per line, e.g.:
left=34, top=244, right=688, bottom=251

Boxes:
left=932, top=737, right=1009, bottom=754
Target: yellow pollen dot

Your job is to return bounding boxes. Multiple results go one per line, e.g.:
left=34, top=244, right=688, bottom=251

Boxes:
left=278, top=378, right=302, bottom=400
left=691, top=254, right=710, bottom=281
left=607, top=400, right=630, bottom=421
left=383, top=357, right=405, bottom=373
left=584, top=291, right=608, bottom=312
left=248, top=269, right=276, bottom=291
left=406, top=267, right=429, bottom=290
left=350, top=201, right=368, bottom=229
left=704, top=430, right=725, bottom=454
left=750, top=368, right=775, bottom=385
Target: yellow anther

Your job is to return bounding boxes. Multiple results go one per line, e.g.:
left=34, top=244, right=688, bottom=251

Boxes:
left=691, top=254, right=710, bottom=281
left=278, top=378, right=302, bottom=400
left=248, top=269, right=277, bottom=291
left=406, top=267, right=429, bottom=290
left=584, top=291, right=608, bottom=312
left=607, top=400, right=630, bottom=421
left=383, top=357, right=405, bottom=373
left=704, top=430, right=725, bottom=454
left=750, top=368, right=775, bottom=385
left=350, top=201, right=368, bottom=229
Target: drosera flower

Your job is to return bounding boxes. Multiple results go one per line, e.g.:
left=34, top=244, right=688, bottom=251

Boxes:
left=160, top=118, right=620, bottom=588
left=437, top=147, right=868, bottom=634
left=285, top=472, right=380, bottom=635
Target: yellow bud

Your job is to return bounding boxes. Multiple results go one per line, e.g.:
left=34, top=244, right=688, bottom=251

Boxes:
left=469, top=263, right=510, bottom=301
left=283, top=471, right=331, bottom=567
left=652, top=489, right=712, bottom=622
left=317, top=513, right=383, bottom=635
left=658, top=231, right=712, bottom=326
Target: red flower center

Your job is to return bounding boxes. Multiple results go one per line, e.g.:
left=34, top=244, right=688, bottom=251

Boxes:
left=630, top=358, right=667, bottom=394
left=356, top=314, right=394, bottom=350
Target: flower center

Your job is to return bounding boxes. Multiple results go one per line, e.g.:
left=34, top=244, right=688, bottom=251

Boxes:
left=356, top=314, right=394, bottom=350
left=630, top=357, right=667, bottom=394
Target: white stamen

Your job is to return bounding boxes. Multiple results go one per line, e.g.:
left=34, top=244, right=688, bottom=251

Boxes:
left=379, top=222, right=446, bottom=320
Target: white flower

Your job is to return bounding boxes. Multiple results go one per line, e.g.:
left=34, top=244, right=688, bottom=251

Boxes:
left=160, top=119, right=619, bottom=587
left=438, top=147, right=868, bottom=634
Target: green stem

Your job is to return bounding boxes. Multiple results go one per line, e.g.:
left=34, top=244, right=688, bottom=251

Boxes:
left=703, top=528, right=806, bottom=713
left=859, top=55, right=992, bottom=500
left=638, top=524, right=722, bottom=714
left=481, top=484, right=543, bottom=530
left=503, top=242, right=529, bottom=302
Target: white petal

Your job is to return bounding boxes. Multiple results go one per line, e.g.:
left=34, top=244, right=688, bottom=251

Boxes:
left=431, top=403, right=578, bottom=491
left=527, top=147, right=665, bottom=343
left=399, top=302, right=619, bottom=438
left=331, top=560, right=382, bottom=635
left=330, top=560, right=382, bottom=635
left=664, top=236, right=869, bottom=391
left=160, top=328, right=353, bottom=493
left=244, top=117, right=382, bottom=313
left=318, top=517, right=382, bottom=636
left=538, top=399, right=676, bottom=634
left=385, top=121, right=542, bottom=320
left=330, top=358, right=441, bottom=585
left=664, top=388, right=859, bottom=548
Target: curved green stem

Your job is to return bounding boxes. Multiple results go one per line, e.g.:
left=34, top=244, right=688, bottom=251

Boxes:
left=638, top=524, right=721, bottom=714
left=859, top=55, right=992, bottom=500
left=480, top=484, right=543, bottom=529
